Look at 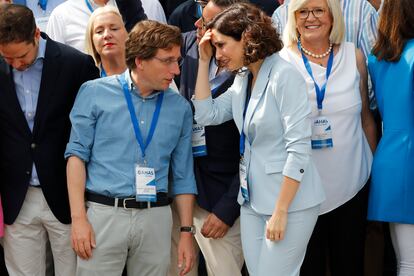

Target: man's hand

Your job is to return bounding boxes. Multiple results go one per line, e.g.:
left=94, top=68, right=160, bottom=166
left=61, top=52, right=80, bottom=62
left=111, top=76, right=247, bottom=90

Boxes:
left=201, top=213, right=230, bottom=239
left=71, top=217, right=96, bottom=260
left=177, top=233, right=195, bottom=276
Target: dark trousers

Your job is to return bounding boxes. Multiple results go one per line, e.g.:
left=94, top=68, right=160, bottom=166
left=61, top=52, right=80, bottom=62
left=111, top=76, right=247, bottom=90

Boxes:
left=300, top=185, right=368, bottom=276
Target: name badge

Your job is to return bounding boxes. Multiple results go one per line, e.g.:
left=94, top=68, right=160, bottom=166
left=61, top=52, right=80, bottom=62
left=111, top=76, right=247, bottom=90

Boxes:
left=192, top=124, right=207, bottom=157
left=239, top=158, right=250, bottom=201
left=311, top=116, right=333, bottom=149
left=135, top=164, right=157, bottom=202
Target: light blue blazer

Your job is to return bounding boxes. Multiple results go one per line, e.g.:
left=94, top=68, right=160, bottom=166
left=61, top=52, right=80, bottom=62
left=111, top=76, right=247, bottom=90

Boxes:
left=193, top=53, right=325, bottom=215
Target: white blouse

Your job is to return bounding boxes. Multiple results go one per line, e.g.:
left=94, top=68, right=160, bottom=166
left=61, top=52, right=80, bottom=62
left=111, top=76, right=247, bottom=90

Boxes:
left=280, top=42, right=372, bottom=214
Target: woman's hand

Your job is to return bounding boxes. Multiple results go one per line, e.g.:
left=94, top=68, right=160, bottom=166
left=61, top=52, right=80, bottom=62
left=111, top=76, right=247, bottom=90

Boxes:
left=266, top=208, right=288, bottom=242
left=198, top=29, right=214, bottom=62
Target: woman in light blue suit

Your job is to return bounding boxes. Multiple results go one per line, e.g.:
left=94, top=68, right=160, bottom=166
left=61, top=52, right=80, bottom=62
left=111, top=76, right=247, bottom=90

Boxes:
left=192, top=3, right=325, bottom=275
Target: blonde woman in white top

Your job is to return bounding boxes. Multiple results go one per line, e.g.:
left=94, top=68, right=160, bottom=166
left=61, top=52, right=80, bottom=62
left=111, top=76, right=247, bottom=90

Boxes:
left=279, top=0, right=377, bottom=275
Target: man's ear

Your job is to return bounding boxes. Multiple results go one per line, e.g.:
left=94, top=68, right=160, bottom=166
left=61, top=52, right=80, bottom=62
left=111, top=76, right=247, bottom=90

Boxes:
left=135, top=57, right=144, bottom=70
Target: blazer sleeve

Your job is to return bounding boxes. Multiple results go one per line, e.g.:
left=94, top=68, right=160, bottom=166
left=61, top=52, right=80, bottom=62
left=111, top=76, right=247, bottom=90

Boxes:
left=211, top=174, right=240, bottom=226
left=274, top=65, right=312, bottom=182
left=192, top=78, right=239, bottom=126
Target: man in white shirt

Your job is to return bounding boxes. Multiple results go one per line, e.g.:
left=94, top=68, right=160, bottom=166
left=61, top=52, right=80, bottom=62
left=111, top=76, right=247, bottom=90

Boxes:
left=46, top=0, right=146, bottom=52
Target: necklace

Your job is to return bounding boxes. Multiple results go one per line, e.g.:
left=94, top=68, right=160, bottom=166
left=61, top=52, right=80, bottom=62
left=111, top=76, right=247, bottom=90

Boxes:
left=299, top=39, right=333, bottom=59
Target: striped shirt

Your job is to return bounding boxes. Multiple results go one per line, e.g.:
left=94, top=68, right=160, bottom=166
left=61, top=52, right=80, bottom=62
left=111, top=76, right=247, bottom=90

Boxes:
left=272, top=0, right=379, bottom=59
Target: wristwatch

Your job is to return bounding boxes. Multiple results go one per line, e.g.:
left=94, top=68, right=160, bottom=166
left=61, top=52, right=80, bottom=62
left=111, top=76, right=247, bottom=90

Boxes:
left=180, top=225, right=196, bottom=235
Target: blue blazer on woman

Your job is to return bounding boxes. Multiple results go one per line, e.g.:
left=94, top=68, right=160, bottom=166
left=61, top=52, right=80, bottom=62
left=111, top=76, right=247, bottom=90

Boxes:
left=367, top=40, right=414, bottom=224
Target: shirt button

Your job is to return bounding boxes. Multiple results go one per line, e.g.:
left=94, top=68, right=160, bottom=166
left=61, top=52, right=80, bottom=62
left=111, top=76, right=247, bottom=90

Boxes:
left=26, top=90, right=30, bottom=94
left=300, top=169, right=304, bottom=173
left=27, top=112, right=33, bottom=117
left=140, top=120, right=144, bottom=124
left=142, top=99, right=146, bottom=102
left=31, top=143, right=37, bottom=149
left=26, top=171, right=30, bottom=175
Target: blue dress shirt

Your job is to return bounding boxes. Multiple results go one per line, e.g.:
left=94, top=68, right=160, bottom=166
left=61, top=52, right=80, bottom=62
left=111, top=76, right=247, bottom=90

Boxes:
left=65, top=70, right=197, bottom=198
left=13, top=37, right=47, bottom=186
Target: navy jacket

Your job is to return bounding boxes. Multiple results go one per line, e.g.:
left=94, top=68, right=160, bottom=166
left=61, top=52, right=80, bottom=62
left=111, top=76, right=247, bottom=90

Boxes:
left=179, top=31, right=240, bottom=226
left=0, top=34, right=99, bottom=225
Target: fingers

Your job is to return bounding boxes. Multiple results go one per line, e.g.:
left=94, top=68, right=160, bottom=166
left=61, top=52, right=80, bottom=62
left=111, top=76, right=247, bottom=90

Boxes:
left=266, top=221, right=285, bottom=242
left=180, top=254, right=194, bottom=276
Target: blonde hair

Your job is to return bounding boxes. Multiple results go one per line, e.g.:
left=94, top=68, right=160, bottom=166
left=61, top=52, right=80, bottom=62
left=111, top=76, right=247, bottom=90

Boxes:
left=84, top=6, right=125, bottom=67
left=283, top=0, right=345, bottom=47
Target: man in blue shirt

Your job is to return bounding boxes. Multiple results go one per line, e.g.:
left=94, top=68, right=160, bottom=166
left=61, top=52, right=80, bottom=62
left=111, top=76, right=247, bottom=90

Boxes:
left=65, top=20, right=197, bottom=276
left=0, top=4, right=99, bottom=275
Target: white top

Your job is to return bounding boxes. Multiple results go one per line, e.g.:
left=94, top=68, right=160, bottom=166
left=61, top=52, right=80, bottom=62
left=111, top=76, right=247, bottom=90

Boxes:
left=141, top=0, right=167, bottom=23
left=280, top=42, right=372, bottom=214
left=25, top=0, right=66, bottom=32
left=46, top=0, right=116, bottom=52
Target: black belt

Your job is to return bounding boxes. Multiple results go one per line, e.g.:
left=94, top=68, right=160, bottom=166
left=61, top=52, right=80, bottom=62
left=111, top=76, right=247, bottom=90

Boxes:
left=86, top=192, right=171, bottom=209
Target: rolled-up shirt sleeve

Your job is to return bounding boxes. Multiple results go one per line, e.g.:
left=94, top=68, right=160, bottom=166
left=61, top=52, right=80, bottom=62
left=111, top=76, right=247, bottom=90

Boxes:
left=170, top=102, right=198, bottom=196
left=274, top=67, right=312, bottom=182
left=64, top=81, right=97, bottom=162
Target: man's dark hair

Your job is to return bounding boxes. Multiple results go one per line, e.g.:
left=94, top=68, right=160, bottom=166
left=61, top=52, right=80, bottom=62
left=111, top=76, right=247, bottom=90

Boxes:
left=0, top=4, right=36, bottom=45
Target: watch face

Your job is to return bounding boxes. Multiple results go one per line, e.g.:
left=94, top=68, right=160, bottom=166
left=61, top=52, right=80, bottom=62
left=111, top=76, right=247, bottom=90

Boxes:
left=180, top=226, right=196, bottom=235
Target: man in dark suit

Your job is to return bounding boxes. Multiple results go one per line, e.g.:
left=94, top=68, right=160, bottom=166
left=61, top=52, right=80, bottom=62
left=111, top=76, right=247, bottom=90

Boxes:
left=0, top=4, right=99, bottom=275
left=169, top=1, right=246, bottom=275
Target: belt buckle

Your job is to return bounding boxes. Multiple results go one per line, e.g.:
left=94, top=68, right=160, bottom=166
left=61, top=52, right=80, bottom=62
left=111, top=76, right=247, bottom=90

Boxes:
left=122, top=198, right=136, bottom=209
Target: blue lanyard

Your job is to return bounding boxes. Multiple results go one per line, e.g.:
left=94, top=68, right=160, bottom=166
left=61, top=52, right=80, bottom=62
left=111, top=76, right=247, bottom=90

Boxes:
left=118, top=74, right=164, bottom=159
left=298, top=41, right=334, bottom=111
left=85, top=0, right=94, bottom=13
left=38, top=0, right=47, bottom=11
left=100, top=64, right=107, bottom=78
left=239, top=74, right=253, bottom=156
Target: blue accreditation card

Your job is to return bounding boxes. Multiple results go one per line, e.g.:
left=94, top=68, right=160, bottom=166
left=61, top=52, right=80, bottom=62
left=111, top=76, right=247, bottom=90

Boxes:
left=192, top=124, right=207, bottom=157
left=239, top=158, right=250, bottom=201
left=135, top=164, right=157, bottom=202
left=311, top=116, right=333, bottom=149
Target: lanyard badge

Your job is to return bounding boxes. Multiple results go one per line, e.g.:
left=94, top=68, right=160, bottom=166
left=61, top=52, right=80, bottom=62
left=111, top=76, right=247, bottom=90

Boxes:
left=239, top=74, right=253, bottom=202
left=298, top=42, right=334, bottom=149
left=119, top=73, right=163, bottom=202
left=192, top=124, right=207, bottom=157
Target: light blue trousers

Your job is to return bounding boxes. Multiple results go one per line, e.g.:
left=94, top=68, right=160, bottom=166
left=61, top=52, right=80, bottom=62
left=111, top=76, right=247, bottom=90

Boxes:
left=240, top=204, right=319, bottom=276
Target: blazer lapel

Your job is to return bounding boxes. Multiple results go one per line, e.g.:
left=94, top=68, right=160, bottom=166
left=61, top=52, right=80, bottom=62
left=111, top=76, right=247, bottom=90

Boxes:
left=244, top=55, right=274, bottom=129
left=0, top=61, right=32, bottom=138
left=32, top=37, right=61, bottom=137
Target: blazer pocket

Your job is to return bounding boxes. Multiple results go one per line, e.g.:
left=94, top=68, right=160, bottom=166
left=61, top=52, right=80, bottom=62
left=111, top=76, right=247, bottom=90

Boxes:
left=265, top=161, right=285, bottom=174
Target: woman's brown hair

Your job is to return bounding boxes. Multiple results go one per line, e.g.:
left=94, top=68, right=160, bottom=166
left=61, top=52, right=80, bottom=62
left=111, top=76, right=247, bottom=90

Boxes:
left=372, top=0, right=414, bottom=62
left=207, top=3, right=283, bottom=66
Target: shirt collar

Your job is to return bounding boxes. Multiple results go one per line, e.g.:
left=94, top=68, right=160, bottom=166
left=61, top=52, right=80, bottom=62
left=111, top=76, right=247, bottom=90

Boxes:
left=124, top=70, right=161, bottom=99
left=37, top=36, right=47, bottom=61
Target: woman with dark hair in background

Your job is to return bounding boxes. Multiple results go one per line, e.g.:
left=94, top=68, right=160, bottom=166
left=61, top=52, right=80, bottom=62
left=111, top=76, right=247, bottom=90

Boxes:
left=193, top=3, right=325, bottom=275
left=367, top=0, right=414, bottom=275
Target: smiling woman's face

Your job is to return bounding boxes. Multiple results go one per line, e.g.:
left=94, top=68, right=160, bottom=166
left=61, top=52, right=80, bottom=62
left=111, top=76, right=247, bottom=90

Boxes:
left=295, top=0, right=333, bottom=44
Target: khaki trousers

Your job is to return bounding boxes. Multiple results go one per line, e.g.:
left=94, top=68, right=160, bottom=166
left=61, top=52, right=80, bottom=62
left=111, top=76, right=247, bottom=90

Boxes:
left=3, top=187, right=75, bottom=276
left=77, top=202, right=172, bottom=276
left=193, top=204, right=244, bottom=276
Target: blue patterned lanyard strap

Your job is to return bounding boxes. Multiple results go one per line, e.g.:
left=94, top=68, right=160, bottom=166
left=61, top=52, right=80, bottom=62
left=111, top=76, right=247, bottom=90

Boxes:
left=118, top=74, right=164, bottom=159
left=298, top=41, right=334, bottom=111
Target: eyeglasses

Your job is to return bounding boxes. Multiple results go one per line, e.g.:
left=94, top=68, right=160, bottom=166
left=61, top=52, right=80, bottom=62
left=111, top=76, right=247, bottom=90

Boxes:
left=296, top=8, right=326, bottom=19
left=153, top=56, right=183, bottom=67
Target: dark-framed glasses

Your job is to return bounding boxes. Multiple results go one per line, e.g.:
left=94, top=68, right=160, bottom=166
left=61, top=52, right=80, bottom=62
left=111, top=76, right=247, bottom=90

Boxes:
left=296, top=8, right=326, bottom=19
left=153, top=56, right=184, bottom=67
